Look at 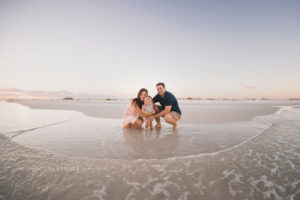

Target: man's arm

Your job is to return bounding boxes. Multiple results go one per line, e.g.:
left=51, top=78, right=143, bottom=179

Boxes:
left=154, top=93, right=172, bottom=118
left=154, top=105, right=171, bottom=118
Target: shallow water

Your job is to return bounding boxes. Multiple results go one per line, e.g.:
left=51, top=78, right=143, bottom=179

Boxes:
left=0, top=101, right=300, bottom=200
left=1, top=101, right=269, bottom=159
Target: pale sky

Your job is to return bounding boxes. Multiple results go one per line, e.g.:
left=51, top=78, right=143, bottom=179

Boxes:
left=0, top=0, right=299, bottom=99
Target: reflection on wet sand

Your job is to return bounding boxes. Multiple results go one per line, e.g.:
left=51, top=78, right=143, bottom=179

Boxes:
left=1, top=101, right=300, bottom=199
left=123, top=128, right=179, bottom=159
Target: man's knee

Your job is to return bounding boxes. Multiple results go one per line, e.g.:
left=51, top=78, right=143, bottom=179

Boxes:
left=164, top=114, right=171, bottom=121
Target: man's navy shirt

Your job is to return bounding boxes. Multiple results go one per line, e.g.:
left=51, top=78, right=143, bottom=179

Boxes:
left=153, top=91, right=182, bottom=115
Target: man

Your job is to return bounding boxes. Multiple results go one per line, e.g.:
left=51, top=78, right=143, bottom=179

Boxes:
left=149, top=82, right=182, bottom=130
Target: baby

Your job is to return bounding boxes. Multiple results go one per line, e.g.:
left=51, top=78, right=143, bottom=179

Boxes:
left=142, top=96, right=156, bottom=131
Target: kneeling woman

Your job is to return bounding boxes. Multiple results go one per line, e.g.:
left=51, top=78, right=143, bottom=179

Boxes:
left=123, top=88, right=152, bottom=128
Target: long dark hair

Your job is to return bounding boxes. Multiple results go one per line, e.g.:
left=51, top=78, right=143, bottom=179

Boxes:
left=132, top=88, right=148, bottom=108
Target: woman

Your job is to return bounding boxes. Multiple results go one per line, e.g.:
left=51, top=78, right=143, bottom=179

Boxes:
left=123, top=88, right=152, bottom=128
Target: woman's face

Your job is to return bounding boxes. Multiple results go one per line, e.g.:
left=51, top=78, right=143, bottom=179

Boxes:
left=139, top=91, right=147, bottom=102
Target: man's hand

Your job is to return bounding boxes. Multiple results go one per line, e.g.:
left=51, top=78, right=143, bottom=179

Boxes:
left=145, top=112, right=153, bottom=117
left=148, top=114, right=156, bottom=121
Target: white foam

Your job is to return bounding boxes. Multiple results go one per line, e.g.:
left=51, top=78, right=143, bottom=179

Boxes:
left=1, top=102, right=300, bottom=200
left=286, top=160, right=295, bottom=170
left=270, top=162, right=279, bottom=176
left=168, top=121, right=272, bottom=160
left=92, top=185, right=107, bottom=200
left=149, top=181, right=174, bottom=197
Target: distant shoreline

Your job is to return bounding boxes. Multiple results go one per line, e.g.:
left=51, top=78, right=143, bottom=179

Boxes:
left=2, top=97, right=300, bottom=101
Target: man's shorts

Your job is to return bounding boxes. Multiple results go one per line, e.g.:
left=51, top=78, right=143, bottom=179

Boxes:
left=156, top=105, right=181, bottom=121
left=169, top=111, right=181, bottom=121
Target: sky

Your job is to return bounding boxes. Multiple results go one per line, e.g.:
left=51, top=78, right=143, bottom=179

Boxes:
left=0, top=0, right=299, bottom=99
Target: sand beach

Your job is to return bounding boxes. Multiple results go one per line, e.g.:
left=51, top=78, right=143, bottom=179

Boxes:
left=1, top=100, right=300, bottom=199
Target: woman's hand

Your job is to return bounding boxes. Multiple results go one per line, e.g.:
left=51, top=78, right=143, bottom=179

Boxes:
left=145, top=112, right=153, bottom=117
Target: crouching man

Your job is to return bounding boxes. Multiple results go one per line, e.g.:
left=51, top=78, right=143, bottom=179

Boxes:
left=149, top=82, right=182, bottom=130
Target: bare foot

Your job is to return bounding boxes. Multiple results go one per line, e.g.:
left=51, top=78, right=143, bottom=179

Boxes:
left=145, top=127, right=149, bottom=131
left=173, top=122, right=178, bottom=130
left=155, top=124, right=162, bottom=129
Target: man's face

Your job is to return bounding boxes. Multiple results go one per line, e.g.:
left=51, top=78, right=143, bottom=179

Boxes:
left=156, top=85, right=165, bottom=96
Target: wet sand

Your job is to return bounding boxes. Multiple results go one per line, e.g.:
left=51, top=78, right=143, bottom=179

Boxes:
left=11, top=99, right=300, bottom=123
left=1, top=104, right=300, bottom=200
left=1, top=100, right=300, bottom=199
left=0, top=101, right=271, bottom=160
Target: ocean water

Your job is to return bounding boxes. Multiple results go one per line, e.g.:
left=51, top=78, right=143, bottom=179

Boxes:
left=0, top=101, right=300, bottom=200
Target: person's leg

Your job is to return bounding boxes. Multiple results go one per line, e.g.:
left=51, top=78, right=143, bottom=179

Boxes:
left=164, top=112, right=181, bottom=130
left=150, top=120, right=153, bottom=129
left=154, top=105, right=162, bottom=128
left=145, top=119, right=150, bottom=131
left=164, top=114, right=177, bottom=129
left=133, top=118, right=143, bottom=129
left=154, top=117, right=161, bottom=128
left=126, top=122, right=133, bottom=128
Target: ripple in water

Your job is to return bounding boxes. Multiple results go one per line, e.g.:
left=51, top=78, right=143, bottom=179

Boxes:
left=9, top=115, right=269, bottom=159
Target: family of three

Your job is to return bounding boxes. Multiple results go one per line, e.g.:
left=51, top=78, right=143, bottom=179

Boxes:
left=123, top=82, right=182, bottom=130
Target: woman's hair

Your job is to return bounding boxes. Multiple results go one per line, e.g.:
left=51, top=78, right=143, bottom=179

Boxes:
left=132, top=88, right=148, bottom=108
